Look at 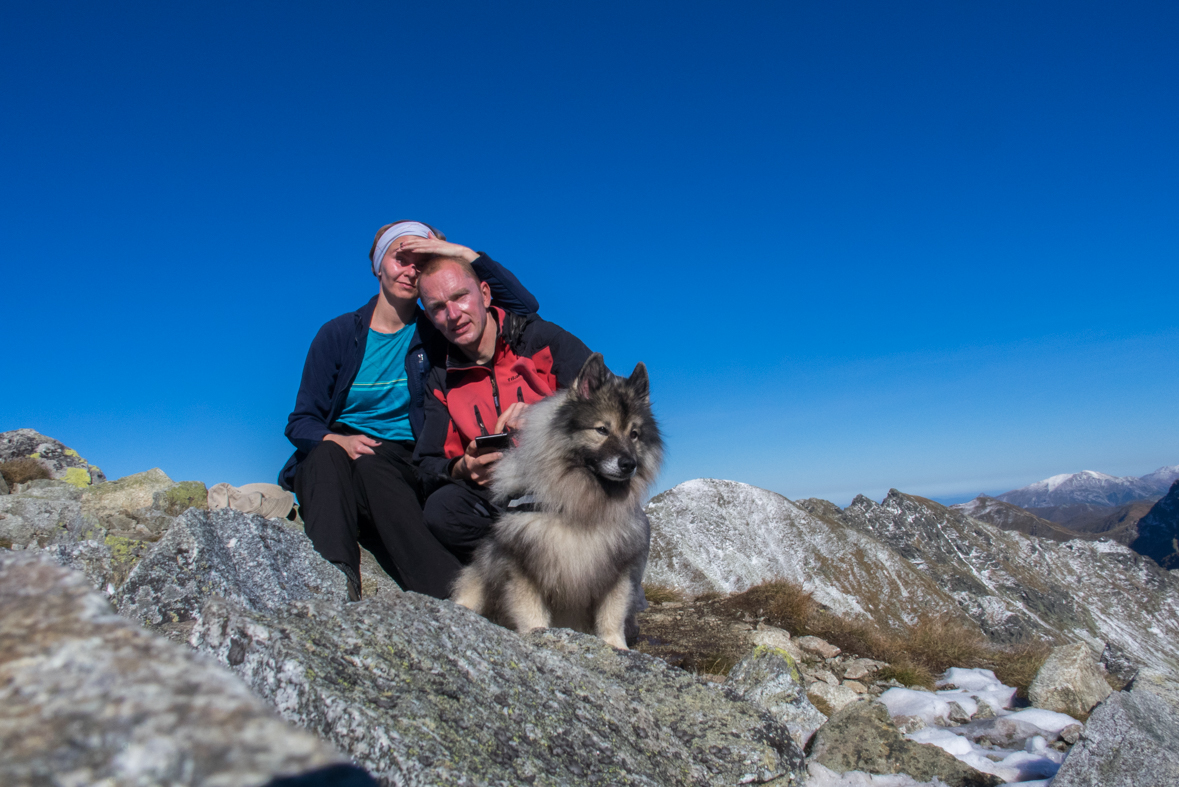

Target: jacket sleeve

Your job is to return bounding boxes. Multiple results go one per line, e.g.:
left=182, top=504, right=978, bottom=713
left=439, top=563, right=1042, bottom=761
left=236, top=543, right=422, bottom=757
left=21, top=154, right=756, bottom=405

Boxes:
left=523, top=317, right=593, bottom=389
left=284, top=320, right=347, bottom=453
left=472, top=253, right=540, bottom=314
left=412, top=364, right=459, bottom=479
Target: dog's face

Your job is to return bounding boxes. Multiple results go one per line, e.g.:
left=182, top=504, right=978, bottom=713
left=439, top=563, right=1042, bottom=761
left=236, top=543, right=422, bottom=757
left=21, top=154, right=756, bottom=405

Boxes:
left=559, top=353, right=663, bottom=487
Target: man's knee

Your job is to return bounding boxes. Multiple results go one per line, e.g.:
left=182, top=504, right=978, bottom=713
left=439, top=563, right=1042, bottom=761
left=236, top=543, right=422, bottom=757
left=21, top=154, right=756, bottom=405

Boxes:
left=423, top=485, right=496, bottom=557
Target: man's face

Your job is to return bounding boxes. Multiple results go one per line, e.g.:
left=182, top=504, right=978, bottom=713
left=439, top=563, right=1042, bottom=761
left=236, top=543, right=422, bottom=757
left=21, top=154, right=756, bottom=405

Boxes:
left=419, top=262, right=493, bottom=352
left=377, top=235, right=427, bottom=300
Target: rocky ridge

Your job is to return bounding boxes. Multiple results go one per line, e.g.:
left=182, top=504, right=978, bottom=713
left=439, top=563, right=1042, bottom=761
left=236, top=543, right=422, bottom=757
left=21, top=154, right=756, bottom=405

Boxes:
left=1129, top=480, right=1179, bottom=569
left=995, top=466, right=1178, bottom=509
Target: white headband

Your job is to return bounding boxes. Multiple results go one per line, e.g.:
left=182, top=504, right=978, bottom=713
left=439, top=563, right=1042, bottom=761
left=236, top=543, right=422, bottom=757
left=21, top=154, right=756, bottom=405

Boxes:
left=371, top=221, right=433, bottom=274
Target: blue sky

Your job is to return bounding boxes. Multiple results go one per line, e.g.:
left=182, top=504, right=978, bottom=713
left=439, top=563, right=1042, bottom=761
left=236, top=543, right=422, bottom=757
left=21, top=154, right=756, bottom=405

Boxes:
left=2, top=1, right=1176, bottom=506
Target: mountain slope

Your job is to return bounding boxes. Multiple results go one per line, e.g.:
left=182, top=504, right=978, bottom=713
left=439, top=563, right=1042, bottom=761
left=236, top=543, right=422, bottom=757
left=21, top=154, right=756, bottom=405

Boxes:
left=645, top=479, right=1179, bottom=673
left=996, top=465, right=1179, bottom=509
left=1130, top=481, right=1179, bottom=569
left=950, top=495, right=1081, bottom=542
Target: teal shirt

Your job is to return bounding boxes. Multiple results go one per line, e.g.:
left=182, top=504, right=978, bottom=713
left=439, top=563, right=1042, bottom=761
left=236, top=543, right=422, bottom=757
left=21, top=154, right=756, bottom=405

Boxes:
left=336, top=324, right=415, bottom=441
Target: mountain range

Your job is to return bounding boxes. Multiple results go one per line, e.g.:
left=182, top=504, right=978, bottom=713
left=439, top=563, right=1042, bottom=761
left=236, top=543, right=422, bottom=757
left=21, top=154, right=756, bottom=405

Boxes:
left=994, top=466, right=1179, bottom=509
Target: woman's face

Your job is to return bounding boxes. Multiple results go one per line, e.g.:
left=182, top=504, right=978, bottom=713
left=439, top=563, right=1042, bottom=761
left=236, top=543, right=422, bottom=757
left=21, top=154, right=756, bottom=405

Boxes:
left=378, top=235, right=428, bottom=300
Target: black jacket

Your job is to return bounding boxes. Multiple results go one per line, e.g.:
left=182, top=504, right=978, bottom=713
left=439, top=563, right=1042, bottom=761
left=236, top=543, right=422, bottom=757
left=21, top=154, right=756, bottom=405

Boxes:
left=279, top=254, right=538, bottom=490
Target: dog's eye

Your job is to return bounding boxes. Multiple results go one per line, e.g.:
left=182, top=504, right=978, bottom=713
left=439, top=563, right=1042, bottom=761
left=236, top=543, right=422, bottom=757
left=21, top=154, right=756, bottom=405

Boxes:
left=630, top=429, right=639, bottom=440
left=595, top=426, right=609, bottom=436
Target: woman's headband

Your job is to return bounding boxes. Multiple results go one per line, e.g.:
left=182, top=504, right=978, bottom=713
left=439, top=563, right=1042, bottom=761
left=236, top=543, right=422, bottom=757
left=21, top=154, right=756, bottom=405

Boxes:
left=371, top=221, right=434, bottom=274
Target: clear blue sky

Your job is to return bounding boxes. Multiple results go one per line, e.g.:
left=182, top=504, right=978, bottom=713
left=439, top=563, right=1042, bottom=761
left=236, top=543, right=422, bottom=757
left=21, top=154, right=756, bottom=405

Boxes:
left=2, top=1, right=1176, bottom=506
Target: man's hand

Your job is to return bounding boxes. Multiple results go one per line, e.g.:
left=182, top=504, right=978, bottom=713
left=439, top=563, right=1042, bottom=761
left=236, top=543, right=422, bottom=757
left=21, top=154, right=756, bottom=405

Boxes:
left=324, top=432, right=380, bottom=460
left=452, top=440, right=502, bottom=487
left=396, top=236, right=479, bottom=264
left=495, top=402, right=529, bottom=434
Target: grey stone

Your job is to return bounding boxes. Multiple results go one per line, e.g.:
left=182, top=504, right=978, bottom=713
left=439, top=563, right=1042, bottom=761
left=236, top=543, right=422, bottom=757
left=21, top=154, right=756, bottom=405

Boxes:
left=0, top=494, right=90, bottom=548
left=807, top=682, right=862, bottom=716
left=955, top=717, right=1056, bottom=749
left=727, top=645, right=828, bottom=748
left=0, top=428, right=106, bottom=486
left=752, top=625, right=806, bottom=663
left=1050, top=681, right=1179, bottom=786
left=80, top=468, right=174, bottom=521
left=796, top=635, right=841, bottom=659
left=191, top=592, right=806, bottom=786
left=0, top=551, right=345, bottom=786
left=843, top=658, right=885, bottom=681
left=1028, top=642, right=1113, bottom=716
left=946, top=701, right=971, bottom=724
left=1100, top=641, right=1140, bottom=687
left=808, top=701, right=1002, bottom=787
left=117, top=507, right=346, bottom=637
left=0, top=472, right=8, bottom=495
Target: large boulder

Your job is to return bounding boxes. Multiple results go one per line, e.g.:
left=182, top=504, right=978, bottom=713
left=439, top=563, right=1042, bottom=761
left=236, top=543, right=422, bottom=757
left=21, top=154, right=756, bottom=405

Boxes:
left=1028, top=642, right=1113, bottom=717
left=726, top=645, right=828, bottom=748
left=0, top=551, right=349, bottom=786
left=807, top=701, right=1001, bottom=787
left=0, top=428, right=106, bottom=486
left=191, top=591, right=807, bottom=786
left=1049, top=670, right=1179, bottom=787
left=118, top=507, right=347, bottom=637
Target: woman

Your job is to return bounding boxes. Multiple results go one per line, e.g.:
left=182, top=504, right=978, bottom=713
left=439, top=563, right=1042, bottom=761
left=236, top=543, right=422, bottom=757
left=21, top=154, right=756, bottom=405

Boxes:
left=279, top=221, right=538, bottom=600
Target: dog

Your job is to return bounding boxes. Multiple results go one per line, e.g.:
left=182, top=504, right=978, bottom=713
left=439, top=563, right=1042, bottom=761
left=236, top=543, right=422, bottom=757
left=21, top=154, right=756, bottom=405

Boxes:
left=450, top=353, right=663, bottom=649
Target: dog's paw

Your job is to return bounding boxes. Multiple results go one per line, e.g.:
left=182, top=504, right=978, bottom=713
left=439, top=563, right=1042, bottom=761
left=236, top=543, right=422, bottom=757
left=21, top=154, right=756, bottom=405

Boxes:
left=602, top=634, right=628, bottom=650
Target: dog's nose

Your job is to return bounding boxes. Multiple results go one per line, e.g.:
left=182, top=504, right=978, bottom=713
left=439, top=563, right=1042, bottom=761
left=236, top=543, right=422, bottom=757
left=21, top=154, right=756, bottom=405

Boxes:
left=617, top=456, right=637, bottom=476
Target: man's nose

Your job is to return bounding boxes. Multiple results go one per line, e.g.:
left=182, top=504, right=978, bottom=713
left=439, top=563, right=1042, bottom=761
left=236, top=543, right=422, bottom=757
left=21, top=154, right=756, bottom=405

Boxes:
left=445, top=302, right=463, bottom=322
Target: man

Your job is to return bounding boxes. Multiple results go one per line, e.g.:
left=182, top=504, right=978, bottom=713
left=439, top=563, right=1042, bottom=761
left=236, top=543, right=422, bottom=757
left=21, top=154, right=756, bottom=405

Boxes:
left=280, top=221, right=538, bottom=601
left=413, top=254, right=593, bottom=560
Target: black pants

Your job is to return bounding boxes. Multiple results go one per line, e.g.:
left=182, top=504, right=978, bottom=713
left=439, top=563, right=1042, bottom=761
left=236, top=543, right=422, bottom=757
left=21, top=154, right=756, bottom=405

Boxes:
left=422, top=482, right=501, bottom=564
left=293, top=437, right=461, bottom=599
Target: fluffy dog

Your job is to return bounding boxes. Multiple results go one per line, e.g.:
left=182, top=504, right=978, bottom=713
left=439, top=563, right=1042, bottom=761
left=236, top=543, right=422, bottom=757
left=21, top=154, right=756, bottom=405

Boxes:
left=450, top=353, right=663, bottom=649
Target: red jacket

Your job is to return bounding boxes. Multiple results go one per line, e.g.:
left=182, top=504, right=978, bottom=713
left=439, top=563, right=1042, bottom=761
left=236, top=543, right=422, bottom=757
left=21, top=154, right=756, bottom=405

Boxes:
left=413, top=307, right=592, bottom=483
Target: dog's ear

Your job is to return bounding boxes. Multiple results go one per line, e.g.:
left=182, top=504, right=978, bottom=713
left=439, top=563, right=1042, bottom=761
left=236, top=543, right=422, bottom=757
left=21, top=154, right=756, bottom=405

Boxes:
left=573, top=353, right=609, bottom=399
left=627, top=362, right=649, bottom=400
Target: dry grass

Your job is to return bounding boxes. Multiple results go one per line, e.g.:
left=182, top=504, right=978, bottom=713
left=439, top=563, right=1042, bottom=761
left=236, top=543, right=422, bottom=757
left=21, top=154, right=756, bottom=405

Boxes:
left=693, top=590, right=723, bottom=602
left=987, top=642, right=1052, bottom=698
left=904, top=614, right=990, bottom=675
left=876, top=659, right=936, bottom=690
left=724, top=580, right=818, bottom=633
left=0, top=458, right=51, bottom=488
left=643, top=584, right=685, bottom=605
left=696, top=653, right=739, bottom=676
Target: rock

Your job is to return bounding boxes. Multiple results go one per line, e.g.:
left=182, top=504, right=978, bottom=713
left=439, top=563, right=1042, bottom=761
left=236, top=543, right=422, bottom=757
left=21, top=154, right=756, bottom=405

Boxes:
left=842, top=680, right=868, bottom=694
left=1049, top=676, right=1179, bottom=786
left=0, top=551, right=346, bottom=785
left=947, top=701, right=972, bottom=724
left=1060, top=723, right=1083, bottom=744
left=752, top=624, right=806, bottom=663
left=0, top=428, right=106, bottom=486
left=0, top=492, right=90, bottom=548
left=893, top=714, right=926, bottom=733
left=808, top=667, right=839, bottom=686
left=843, top=657, right=885, bottom=681
left=797, top=635, right=841, bottom=659
left=154, top=479, right=210, bottom=516
left=0, top=472, right=8, bottom=495
left=118, top=507, right=346, bottom=637
left=1028, top=642, right=1113, bottom=717
left=808, top=701, right=1002, bottom=787
left=1100, top=641, right=1139, bottom=688
left=192, top=592, right=806, bottom=786
left=955, top=717, right=1057, bottom=749
left=727, top=645, right=828, bottom=748
left=807, top=682, right=862, bottom=716
left=80, top=468, right=175, bottom=520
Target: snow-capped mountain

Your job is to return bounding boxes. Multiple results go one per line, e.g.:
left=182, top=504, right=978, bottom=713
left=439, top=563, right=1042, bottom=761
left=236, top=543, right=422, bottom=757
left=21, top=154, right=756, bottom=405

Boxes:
left=996, top=466, right=1179, bottom=509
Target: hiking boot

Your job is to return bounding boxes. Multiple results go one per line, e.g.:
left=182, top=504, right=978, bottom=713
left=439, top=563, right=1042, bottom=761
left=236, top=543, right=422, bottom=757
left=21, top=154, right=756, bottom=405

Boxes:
left=333, top=561, right=362, bottom=602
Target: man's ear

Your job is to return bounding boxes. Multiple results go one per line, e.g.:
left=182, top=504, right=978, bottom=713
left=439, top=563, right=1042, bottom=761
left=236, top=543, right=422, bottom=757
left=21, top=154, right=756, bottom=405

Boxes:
left=480, top=280, right=492, bottom=309
left=627, top=362, right=649, bottom=400
left=573, top=353, right=610, bottom=400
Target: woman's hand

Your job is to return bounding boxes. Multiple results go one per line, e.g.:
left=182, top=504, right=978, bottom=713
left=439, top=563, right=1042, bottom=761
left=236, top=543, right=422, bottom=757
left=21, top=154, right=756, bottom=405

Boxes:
left=324, top=432, right=381, bottom=460
left=397, top=236, right=479, bottom=263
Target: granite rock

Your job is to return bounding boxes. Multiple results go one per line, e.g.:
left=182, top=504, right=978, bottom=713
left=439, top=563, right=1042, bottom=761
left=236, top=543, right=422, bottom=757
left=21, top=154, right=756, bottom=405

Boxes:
left=118, top=507, right=347, bottom=637
left=191, top=591, right=807, bottom=786
left=727, top=645, right=829, bottom=748
left=807, top=682, right=862, bottom=716
left=1028, top=642, right=1113, bottom=717
left=0, top=551, right=346, bottom=786
left=807, top=700, right=1002, bottom=787
left=1049, top=672, right=1179, bottom=787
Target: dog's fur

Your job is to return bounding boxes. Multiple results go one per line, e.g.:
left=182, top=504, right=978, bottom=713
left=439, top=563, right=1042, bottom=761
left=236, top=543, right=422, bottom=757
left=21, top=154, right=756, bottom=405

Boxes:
left=450, top=353, right=663, bottom=649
